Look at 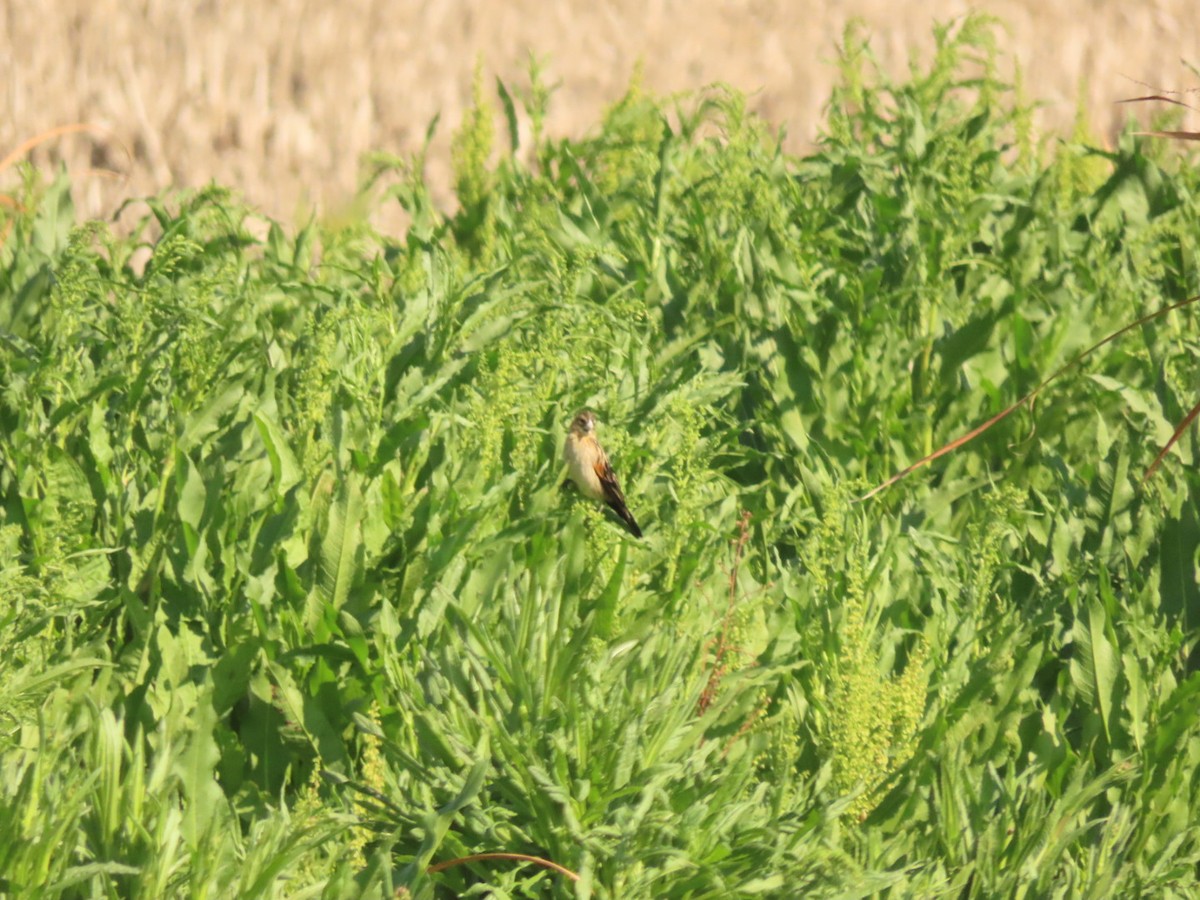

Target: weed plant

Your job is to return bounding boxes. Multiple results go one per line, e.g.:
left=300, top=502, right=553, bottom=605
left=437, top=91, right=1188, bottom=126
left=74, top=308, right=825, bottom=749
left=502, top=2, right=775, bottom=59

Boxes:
left=2, top=19, right=1199, bottom=899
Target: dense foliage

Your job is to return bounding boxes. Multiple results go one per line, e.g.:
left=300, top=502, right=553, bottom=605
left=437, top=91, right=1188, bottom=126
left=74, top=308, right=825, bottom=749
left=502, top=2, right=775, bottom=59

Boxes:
left=3, top=20, right=1200, bottom=898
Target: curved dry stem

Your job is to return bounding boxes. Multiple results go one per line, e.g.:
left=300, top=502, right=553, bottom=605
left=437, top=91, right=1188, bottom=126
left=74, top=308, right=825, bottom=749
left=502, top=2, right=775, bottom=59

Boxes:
left=1143, top=397, right=1200, bottom=483
left=0, top=123, right=132, bottom=177
left=1117, top=94, right=1199, bottom=112
left=859, top=294, right=1200, bottom=501
left=1118, top=93, right=1200, bottom=140
left=427, top=851, right=581, bottom=882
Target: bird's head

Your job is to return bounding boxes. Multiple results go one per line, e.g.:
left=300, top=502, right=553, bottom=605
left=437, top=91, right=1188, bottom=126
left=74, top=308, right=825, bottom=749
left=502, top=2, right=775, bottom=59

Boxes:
left=571, top=409, right=597, bottom=435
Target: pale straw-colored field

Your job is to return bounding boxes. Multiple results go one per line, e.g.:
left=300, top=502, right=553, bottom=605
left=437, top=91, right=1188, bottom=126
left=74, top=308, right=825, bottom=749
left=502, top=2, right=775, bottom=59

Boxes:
left=3, top=1, right=1197, bottom=230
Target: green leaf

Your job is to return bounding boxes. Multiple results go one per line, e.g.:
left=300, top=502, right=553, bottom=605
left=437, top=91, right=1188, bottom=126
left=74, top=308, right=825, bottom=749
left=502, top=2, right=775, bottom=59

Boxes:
left=180, top=384, right=246, bottom=450
left=254, top=410, right=302, bottom=495
left=497, top=77, right=520, bottom=153
left=317, top=472, right=363, bottom=613
left=406, top=740, right=491, bottom=881
left=173, top=694, right=227, bottom=847
left=1086, top=595, right=1118, bottom=743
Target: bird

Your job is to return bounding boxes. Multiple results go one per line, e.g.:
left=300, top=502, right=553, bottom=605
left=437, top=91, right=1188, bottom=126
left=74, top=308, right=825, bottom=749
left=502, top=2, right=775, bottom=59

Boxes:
left=562, top=409, right=643, bottom=538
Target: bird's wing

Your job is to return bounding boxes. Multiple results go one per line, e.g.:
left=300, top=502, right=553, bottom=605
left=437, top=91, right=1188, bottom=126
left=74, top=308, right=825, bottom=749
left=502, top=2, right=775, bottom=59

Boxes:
left=593, top=451, right=642, bottom=537
left=592, top=452, right=626, bottom=506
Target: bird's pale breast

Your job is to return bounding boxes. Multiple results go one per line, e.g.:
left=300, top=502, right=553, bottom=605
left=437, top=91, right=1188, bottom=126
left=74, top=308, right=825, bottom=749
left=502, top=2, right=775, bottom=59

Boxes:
left=564, top=432, right=605, bottom=501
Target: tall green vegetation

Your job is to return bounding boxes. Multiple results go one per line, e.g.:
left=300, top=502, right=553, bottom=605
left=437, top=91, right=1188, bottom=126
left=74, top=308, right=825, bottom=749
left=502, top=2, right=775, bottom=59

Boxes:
left=2, top=18, right=1199, bottom=898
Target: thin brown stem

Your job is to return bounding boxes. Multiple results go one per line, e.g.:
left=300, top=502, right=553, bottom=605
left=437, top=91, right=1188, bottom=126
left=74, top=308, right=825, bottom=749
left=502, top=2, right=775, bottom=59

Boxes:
left=427, top=852, right=580, bottom=882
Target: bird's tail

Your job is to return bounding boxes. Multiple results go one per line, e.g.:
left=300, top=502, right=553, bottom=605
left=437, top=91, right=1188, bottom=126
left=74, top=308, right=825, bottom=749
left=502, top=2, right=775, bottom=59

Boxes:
left=608, top=500, right=643, bottom=538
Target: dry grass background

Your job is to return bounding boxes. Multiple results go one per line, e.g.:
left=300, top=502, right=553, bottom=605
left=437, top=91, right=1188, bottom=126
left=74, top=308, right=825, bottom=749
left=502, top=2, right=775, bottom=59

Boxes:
left=2, top=0, right=1198, bottom=232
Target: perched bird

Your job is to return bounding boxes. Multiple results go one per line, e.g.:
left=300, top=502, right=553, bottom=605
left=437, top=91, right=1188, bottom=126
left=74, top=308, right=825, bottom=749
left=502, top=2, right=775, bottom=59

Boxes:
left=563, top=409, right=643, bottom=538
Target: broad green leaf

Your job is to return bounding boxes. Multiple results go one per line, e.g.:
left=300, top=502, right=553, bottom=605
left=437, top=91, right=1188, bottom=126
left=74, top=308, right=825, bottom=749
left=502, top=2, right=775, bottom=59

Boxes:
left=1086, top=596, right=1119, bottom=743
left=316, top=472, right=363, bottom=614
left=173, top=694, right=226, bottom=847
left=254, top=410, right=302, bottom=495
